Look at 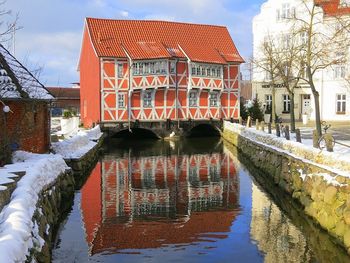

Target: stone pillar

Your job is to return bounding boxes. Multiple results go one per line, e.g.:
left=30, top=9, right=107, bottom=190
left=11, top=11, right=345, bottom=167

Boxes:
left=261, top=121, right=265, bottom=132
left=324, top=133, right=334, bottom=152
left=256, top=119, right=260, bottom=130
left=285, top=125, right=290, bottom=140
left=268, top=123, right=272, bottom=134
left=295, top=129, right=302, bottom=143
left=313, top=130, right=320, bottom=148
left=276, top=124, right=281, bottom=137
left=246, top=116, right=251, bottom=128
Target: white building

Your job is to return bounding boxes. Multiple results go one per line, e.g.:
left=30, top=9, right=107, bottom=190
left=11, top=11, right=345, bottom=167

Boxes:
left=252, top=0, right=350, bottom=122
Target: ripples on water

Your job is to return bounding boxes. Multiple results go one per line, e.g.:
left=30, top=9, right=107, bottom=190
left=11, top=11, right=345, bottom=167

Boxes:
left=52, top=138, right=350, bottom=263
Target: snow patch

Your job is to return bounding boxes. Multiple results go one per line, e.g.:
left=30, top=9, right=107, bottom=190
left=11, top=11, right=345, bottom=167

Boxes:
left=224, top=122, right=350, bottom=178
left=0, top=151, right=68, bottom=262
left=52, top=125, right=102, bottom=159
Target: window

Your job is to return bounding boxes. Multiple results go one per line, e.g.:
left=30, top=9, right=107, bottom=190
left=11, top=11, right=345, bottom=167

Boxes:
left=283, top=94, right=290, bottom=113
left=132, top=61, right=168, bottom=76
left=170, top=61, right=176, bottom=74
left=282, top=34, right=291, bottom=50
left=117, top=63, right=123, bottom=78
left=300, top=31, right=308, bottom=45
left=277, top=3, right=295, bottom=21
left=336, top=94, right=346, bottom=114
left=334, top=65, right=346, bottom=79
left=191, top=63, right=222, bottom=78
left=189, top=91, right=198, bottom=107
left=265, top=69, right=271, bottom=81
left=118, top=93, right=125, bottom=108
left=265, top=94, right=272, bottom=109
left=209, top=92, right=219, bottom=107
left=143, top=90, right=153, bottom=108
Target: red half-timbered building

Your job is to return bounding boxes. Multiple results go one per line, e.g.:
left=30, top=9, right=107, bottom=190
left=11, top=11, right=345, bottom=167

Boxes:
left=79, top=18, right=244, bottom=130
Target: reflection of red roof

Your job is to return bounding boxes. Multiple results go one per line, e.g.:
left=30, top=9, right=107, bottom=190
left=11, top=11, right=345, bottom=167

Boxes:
left=91, top=210, right=237, bottom=254
left=86, top=18, right=244, bottom=64
left=316, top=0, right=350, bottom=16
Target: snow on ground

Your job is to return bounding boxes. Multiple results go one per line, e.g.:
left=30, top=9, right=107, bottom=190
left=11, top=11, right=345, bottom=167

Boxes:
left=224, top=122, right=350, bottom=177
left=0, top=151, right=68, bottom=262
left=52, top=125, right=103, bottom=159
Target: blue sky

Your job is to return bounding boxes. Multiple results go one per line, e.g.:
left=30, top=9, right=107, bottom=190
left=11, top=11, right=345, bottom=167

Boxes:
left=5, top=0, right=265, bottom=86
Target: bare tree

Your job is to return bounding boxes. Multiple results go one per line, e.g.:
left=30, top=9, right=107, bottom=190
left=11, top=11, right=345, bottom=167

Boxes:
left=292, top=0, right=350, bottom=136
left=252, top=35, right=279, bottom=126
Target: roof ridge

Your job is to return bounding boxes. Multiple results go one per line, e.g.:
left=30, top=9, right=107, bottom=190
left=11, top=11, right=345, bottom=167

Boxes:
left=85, top=17, right=228, bottom=29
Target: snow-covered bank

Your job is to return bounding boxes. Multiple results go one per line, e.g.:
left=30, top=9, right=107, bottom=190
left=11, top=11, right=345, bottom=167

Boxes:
left=0, top=151, right=68, bottom=262
left=52, top=125, right=103, bottom=159
left=224, top=122, right=350, bottom=177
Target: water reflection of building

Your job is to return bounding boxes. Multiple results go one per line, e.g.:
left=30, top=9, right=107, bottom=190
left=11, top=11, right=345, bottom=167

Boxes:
left=250, top=184, right=313, bottom=263
left=81, top=152, right=239, bottom=255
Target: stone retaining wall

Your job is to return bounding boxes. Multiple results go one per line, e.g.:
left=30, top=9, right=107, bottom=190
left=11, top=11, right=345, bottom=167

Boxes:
left=223, top=124, right=350, bottom=254
left=30, top=170, right=75, bottom=262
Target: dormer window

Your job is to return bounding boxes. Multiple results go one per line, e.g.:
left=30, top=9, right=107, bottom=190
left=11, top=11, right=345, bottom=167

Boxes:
left=133, top=61, right=168, bottom=76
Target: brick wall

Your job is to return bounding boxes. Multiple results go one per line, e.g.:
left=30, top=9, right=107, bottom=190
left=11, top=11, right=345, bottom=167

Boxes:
left=0, top=100, right=50, bottom=163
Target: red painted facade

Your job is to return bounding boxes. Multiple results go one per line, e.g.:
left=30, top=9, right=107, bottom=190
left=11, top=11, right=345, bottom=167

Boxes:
left=79, top=19, right=244, bottom=128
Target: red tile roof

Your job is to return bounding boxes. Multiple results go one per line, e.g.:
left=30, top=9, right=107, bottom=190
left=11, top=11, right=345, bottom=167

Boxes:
left=86, top=18, right=244, bottom=64
left=316, top=0, right=350, bottom=16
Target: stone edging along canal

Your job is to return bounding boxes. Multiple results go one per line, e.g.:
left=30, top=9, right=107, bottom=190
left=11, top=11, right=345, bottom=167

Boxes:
left=28, top=135, right=104, bottom=262
left=223, top=121, right=350, bottom=254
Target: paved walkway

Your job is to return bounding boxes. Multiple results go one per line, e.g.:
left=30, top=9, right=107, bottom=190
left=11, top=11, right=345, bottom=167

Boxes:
left=293, top=121, right=350, bottom=147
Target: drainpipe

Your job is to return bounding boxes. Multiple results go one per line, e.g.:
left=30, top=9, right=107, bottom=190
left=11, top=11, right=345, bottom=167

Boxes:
left=122, top=45, right=133, bottom=132
left=128, top=65, right=132, bottom=132
left=175, top=58, right=179, bottom=129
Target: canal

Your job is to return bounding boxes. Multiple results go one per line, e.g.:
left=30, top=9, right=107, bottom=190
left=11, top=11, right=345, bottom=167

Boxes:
left=52, top=137, right=350, bottom=263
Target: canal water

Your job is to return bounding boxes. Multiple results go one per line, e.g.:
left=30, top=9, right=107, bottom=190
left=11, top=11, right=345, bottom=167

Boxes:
left=52, top=137, right=350, bottom=263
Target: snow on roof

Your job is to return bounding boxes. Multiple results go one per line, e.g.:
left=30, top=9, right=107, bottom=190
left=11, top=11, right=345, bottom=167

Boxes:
left=0, top=44, right=54, bottom=100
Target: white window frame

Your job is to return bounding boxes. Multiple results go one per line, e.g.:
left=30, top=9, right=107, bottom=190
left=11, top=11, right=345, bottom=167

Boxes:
left=143, top=90, right=153, bottom=108
left=340, top=0, right=350, bottom=7
left=117, top=63, right=123, bottom=78
left=189, top=91, right=198, bottom=107
left=282, top=94, right=290, bottom=113
left=118, top=93, right=125, bottom=108
left=265, top=94, right=272, bottom=109
left=133, top=60, right=168, bottom=76
left=334, top=65, right=346, bottom=79
left=191, top=63, right=222, bottom=79
left=336, top=94, right=346, bottom=114
left=209, top=92, right=219, bottom=107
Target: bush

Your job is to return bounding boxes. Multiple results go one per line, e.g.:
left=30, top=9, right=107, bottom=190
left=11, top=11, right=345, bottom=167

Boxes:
left=240, top=100, right=249, bottom=120
left=247, top=98, right=264, bottom=121
left=63, top=110, right=73, bottom=118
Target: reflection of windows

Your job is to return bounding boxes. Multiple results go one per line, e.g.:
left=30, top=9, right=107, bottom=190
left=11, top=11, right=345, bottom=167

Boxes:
left=143, top=169, right=154, bottom=188
left=209, top=92, right=219, bottom=107
left=283, top=94, right=290, bottom=113
left=209, top=165, right=220, bottom=181
left=118, top=93, right=125, bottom=108
left=118, top=170, right=125, bottom=185
left=143, top=90, right=153, bottom=108
left=189, top=166, right=198, bottom=181
left=189, top=91, right=198, bottom=107
left=336, top=94, right=346, bottom=114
